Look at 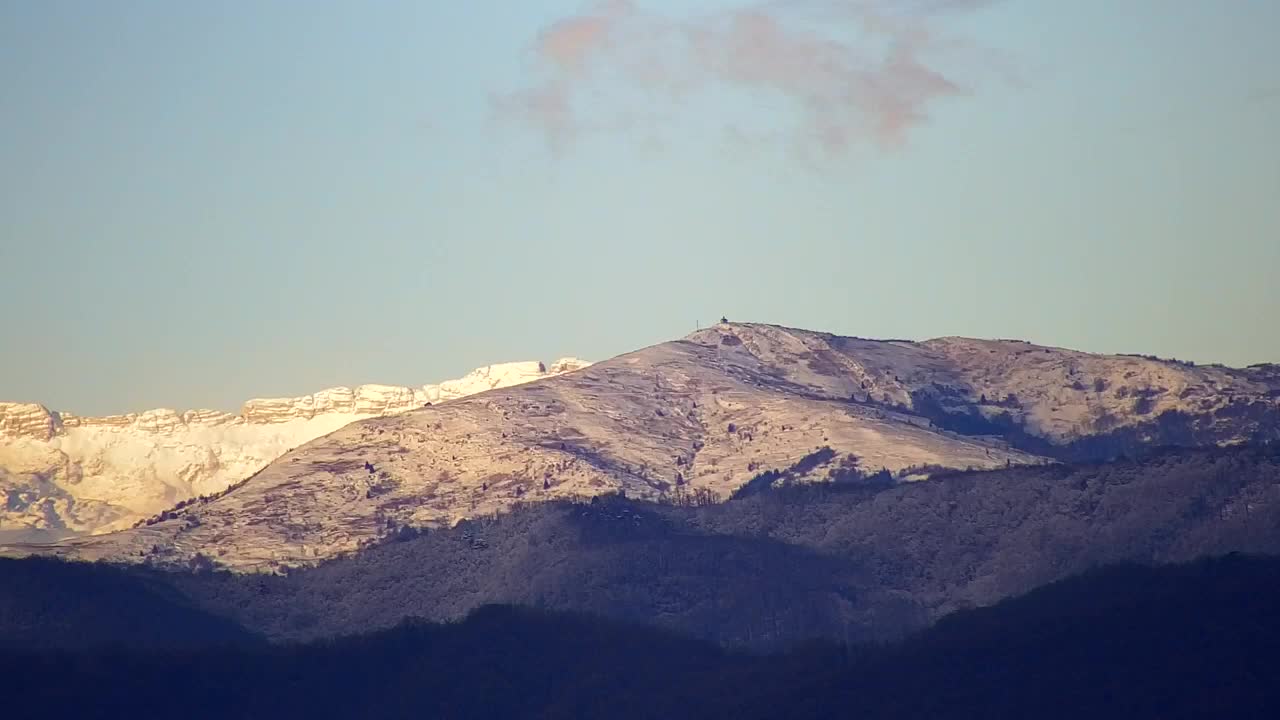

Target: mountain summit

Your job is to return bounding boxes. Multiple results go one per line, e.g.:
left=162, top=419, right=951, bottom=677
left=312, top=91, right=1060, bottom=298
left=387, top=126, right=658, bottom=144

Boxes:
left=17, top=323, right=1277, bottom=569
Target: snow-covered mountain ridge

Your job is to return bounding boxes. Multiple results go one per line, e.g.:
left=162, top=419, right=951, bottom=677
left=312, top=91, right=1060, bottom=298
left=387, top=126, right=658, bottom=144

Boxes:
left=24, top=323, right=1279, bottom=571
left=0, top=359, right=590, bottom=539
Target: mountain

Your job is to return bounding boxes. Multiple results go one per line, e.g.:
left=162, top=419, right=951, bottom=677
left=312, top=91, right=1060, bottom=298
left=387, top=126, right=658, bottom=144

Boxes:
left=0, top=358, right=589, bottom=540
left=11, top=322, right=1276, bottom=568
left=3, top=554, right=1279, bottom=719
left=5, top=445, right=1276, bottom=649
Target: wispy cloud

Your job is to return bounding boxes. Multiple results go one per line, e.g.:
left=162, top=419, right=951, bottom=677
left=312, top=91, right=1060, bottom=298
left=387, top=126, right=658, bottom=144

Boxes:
left=496, top=0, right=1008, bottom=157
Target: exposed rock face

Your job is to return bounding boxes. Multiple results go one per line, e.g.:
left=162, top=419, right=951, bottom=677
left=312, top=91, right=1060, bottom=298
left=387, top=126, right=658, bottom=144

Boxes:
left=239, top=386, right=421, bottom=424
left=0, top=404, right=62, bottom=442
left=0, top=360, right=589, bottom=539
left=8, top=323, right=1277, bottom=570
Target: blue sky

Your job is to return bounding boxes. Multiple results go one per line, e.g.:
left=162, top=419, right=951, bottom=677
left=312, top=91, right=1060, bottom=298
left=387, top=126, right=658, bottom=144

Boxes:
left=2, top=0, right=1278, bottom=415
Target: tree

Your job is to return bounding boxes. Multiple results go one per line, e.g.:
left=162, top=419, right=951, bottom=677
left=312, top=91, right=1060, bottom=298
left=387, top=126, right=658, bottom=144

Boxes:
left=188, top=553, right=216, bottom=574
left=692, top=487, right=720, bottom=506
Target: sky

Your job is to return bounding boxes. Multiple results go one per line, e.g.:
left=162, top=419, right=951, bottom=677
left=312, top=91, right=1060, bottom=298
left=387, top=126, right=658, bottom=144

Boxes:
left=2, top=0, right=1278, bottom=415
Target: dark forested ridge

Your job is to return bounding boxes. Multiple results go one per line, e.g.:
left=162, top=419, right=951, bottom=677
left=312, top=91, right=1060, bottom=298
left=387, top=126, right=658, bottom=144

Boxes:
left=2, top=554, right=1278, bottom=720
left=3, top=445, right=1278, bottom=652
left=0, top=556, right=261, bottom=652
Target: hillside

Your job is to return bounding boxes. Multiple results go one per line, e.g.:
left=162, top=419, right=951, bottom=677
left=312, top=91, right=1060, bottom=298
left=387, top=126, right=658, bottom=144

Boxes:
left=0, top=358, right=588, bottom=539
left=170, top=446, right=1280, bottom=646
left=5, top=446, right=1276, bottom=649
left=0, top=556, right=261, bottom=652
left=11, top=323, right=1277, bottom=568
left=3, top=554, right=1278, bottom=719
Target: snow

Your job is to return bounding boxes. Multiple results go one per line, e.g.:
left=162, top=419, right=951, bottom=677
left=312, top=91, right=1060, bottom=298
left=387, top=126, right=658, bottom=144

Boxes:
left=0, top=358, right=589, bottom=537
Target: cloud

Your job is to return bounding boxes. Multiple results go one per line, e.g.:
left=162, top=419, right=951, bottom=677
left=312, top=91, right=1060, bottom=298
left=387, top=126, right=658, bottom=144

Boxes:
left=496, top=0, right=1008, bottom=158
left=535, top=0, right=632, bottom=72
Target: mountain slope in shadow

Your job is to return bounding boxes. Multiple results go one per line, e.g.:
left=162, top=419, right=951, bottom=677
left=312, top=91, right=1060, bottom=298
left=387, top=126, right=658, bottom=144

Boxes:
left=0, top=556, right=260, bottom=652
left=2, top=554, right=1278, bottom=720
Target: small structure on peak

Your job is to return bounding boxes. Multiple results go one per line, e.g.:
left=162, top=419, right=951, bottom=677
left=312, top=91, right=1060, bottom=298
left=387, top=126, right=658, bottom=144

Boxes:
left=720, top=316, right=729, bottom=324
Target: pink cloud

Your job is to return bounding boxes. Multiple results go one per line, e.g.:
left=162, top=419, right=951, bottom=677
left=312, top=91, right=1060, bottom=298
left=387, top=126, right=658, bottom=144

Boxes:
left=535, top=0, right=634, bottom=72
left=496, top=0, right=1007, bottom=157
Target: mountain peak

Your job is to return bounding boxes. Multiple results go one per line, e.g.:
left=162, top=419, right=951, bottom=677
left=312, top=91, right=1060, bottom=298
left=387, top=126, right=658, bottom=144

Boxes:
left=6, top=324, right=1278, bottom=568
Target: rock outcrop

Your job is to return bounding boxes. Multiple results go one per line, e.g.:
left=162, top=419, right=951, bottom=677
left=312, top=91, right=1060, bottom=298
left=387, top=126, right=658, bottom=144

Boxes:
left=0, top=404, right=62, bottom=442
